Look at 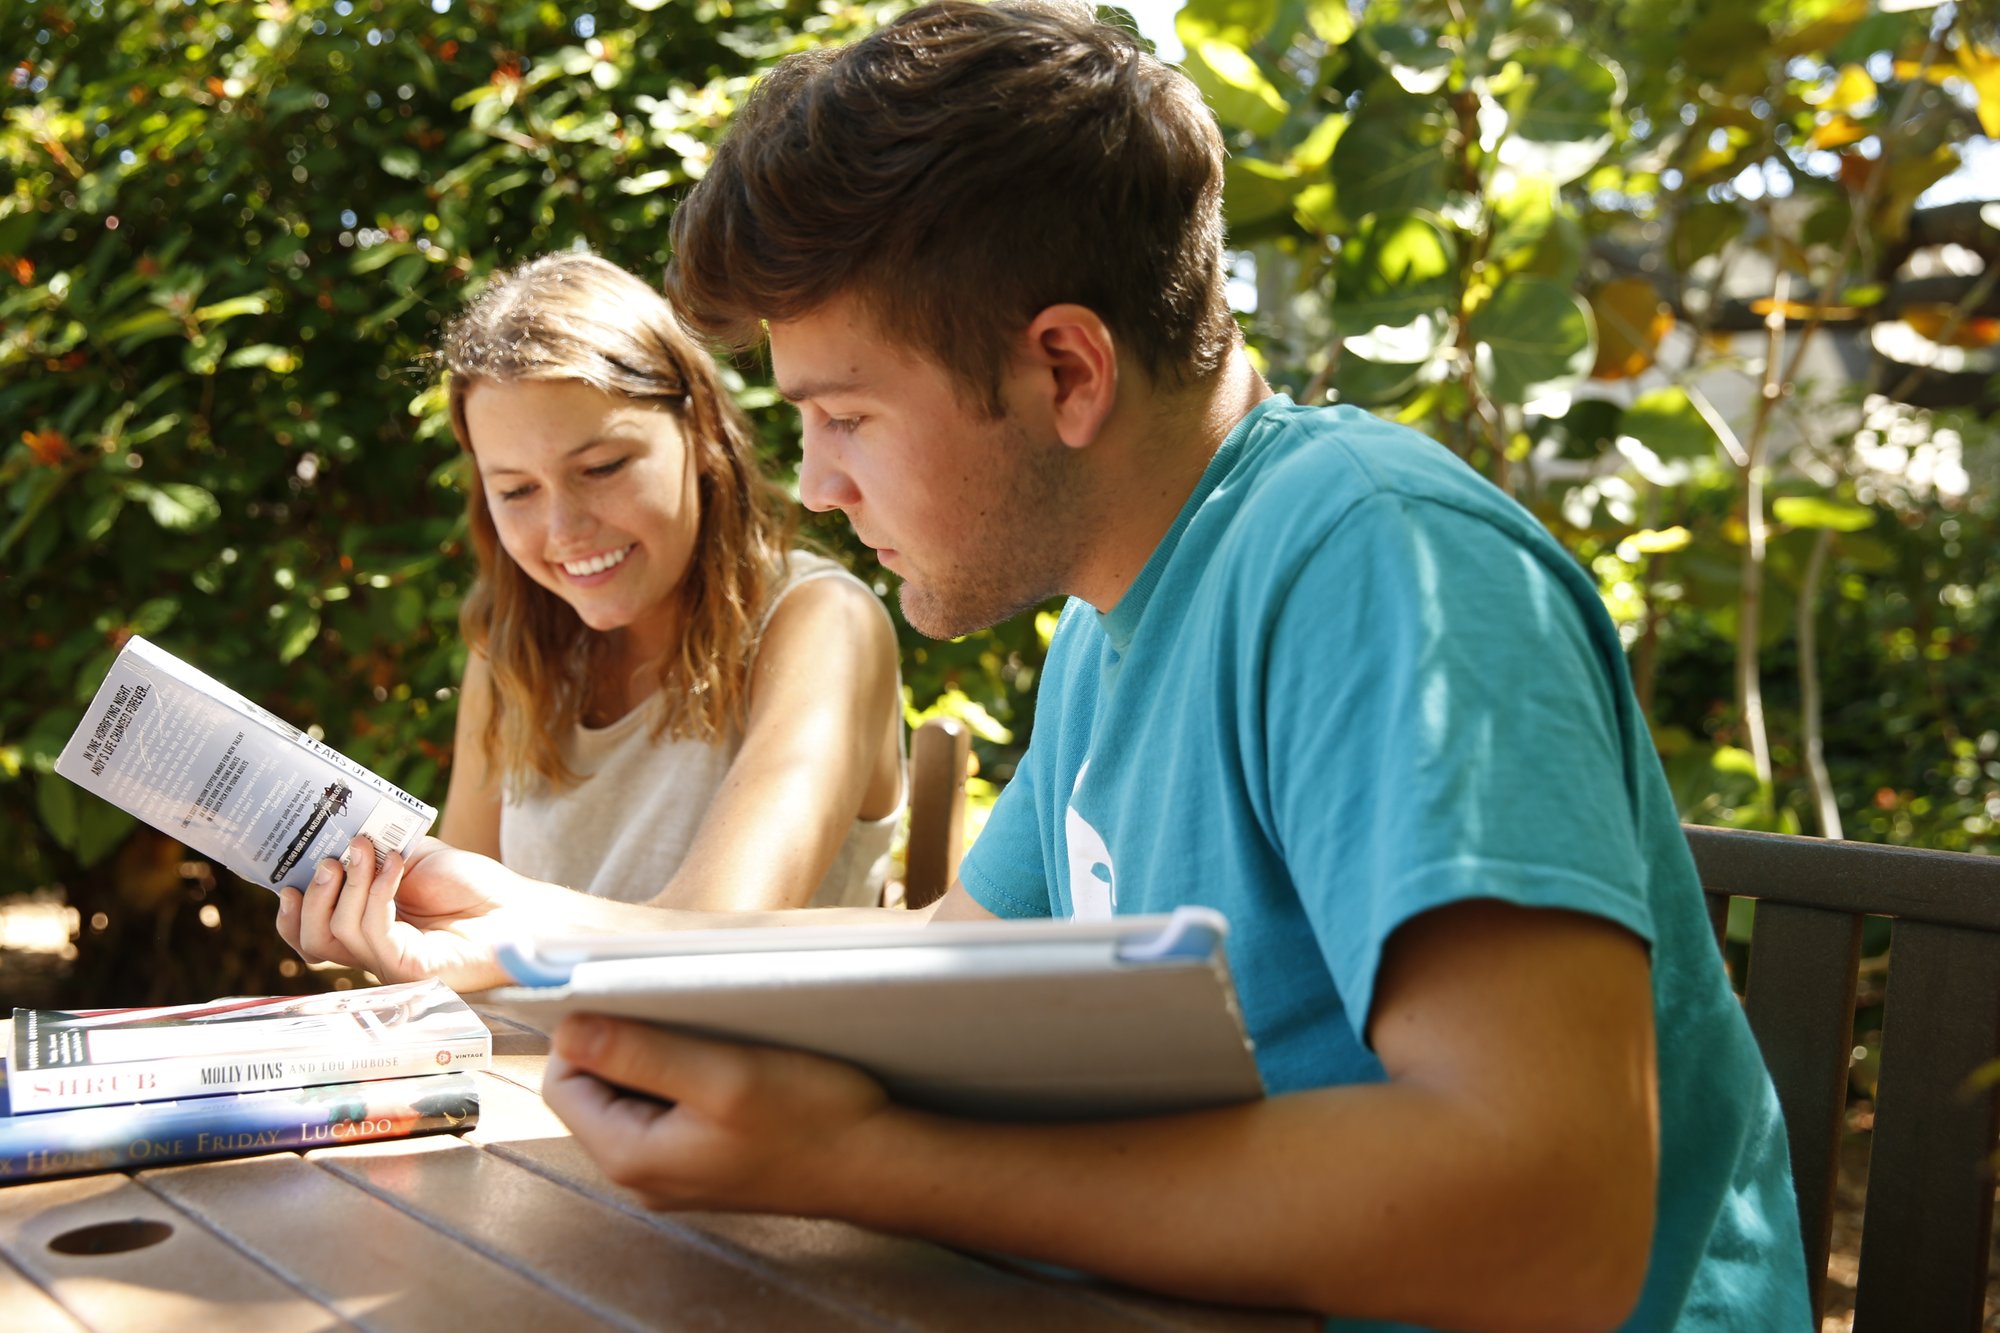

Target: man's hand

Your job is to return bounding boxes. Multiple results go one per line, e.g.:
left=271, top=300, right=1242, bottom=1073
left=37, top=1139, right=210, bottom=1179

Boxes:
left=276, top=835, right=520, bottom=991
left=543, top=1014, right=895, bottom=1215
left=526, top=901, right=1657, bottom=1330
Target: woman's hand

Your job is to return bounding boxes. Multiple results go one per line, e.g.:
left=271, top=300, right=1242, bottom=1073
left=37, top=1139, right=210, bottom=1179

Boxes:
left=276, top=835, right=521, bottom=991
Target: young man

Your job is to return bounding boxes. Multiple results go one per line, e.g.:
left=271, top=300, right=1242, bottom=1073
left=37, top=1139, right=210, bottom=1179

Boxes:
left=284, top=4, right=1809, bottom=1327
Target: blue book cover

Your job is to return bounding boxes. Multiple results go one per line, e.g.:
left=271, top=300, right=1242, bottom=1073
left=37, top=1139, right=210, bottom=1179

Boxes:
left=0, top=1055, right=479, bottom=1183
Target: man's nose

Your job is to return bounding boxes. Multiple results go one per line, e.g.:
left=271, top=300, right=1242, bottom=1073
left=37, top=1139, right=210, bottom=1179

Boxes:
left=797, top=427, right=861, bottom=513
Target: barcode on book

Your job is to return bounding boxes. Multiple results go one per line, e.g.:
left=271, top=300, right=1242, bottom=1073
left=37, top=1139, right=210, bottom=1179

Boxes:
left=353, top=802, right=418, bottom=866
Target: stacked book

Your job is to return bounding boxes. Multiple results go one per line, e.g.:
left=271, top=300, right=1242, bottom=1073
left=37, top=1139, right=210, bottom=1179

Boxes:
left=1, top=978, right=489, bottom=1182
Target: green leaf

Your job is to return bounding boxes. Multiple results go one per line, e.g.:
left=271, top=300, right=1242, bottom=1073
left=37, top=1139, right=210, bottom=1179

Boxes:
left=1289, top=112, right=1348, bottom=173
left=1488, top=173, right=1557, bottom=265
left=1773, top=496, right=1875, bottom=532
left=1333, top=350, right=1431, bottom=407
left=74, top=801, right=136, bottom=869
left=1498, top=44, right=1623, bottom=183
left=1620, top=526, right=1692, bottom=555
left=1330, top=213, right=1455, bottom=329
left=0, top=210, right=39, bottom=258
left=126, top=413, right=181, bottom=446
left=223, top=343, right=300, bottom=372
left=1363, top=24, right=1454, bottom=95
left=1620, top=386, right=1721, bottom=461
left=1508, top=44, right=1625, bottom=142
left=276, top=608, right=322, bottom=663
left=1329, top=95, right=1449, bottom=219
left=617, top=169, right=679, bottom=196
left=1304, top=0, right=1356, bottom=45
left=35, top=772, right=78, bottom=851
left=1713, top=745, right=1760, bottom=777
left=381, top=146, right=422, bottom=180
left=1223, top=156, right=1301, bottom=227
left=129, top=597, right=181, bottom=636
left=1294, top=181, right=1340, bottom=233
left=76, top=491, right=123, bottom=542
left=351, top=242, right=417, bottom=275
left=1467, top=276, right=1595, bottom=403
left=133, top=482, right=222, bottom=531
left=1726, top=895, right=1756, bottom=944
left=1183, top=38, right=1288, bottom=135
left=1672, top=202, right=1747, bottom=270
left=194, top=293, right=270, bottom=325
left=182, top=332, right=225, bottom=375
left=451, top=83, right=502, bottom=111
left=101, top=307, right=182, bottom=348
left=1175, top=0, right=1278, bottom=50
left=387, top=585, right=426, bottom=638
left=386, top=252, right=431, bottom=292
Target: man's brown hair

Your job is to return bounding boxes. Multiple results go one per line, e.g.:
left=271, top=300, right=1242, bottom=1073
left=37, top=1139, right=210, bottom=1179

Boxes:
left=666, top=0, right=1234, bottom=413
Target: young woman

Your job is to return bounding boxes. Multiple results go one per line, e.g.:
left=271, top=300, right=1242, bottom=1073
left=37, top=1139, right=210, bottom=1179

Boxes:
left=427, top=250, right=904, bottom=911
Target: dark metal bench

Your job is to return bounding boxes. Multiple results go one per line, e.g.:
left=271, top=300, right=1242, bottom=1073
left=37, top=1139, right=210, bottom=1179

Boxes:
left=1688, top=825, right=2000, bottom=1330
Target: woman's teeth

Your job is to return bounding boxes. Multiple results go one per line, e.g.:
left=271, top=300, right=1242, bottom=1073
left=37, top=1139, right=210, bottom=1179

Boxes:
left=563, top=546, right=632, bottom=577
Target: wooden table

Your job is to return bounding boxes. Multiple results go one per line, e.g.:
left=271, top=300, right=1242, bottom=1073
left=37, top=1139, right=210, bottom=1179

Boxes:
left=0, top=1014, right=1316, bottom=1332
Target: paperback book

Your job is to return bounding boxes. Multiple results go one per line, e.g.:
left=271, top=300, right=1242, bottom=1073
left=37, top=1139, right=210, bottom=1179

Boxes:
left=9, top=979, right=491, bottom=1114
left=54, top=635, right=436, bottom=894
left=0, top=1051, right=480, bottom=1184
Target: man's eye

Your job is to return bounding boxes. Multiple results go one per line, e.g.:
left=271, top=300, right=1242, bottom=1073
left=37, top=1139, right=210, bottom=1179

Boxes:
left=826, top=416, right=861, bottom=435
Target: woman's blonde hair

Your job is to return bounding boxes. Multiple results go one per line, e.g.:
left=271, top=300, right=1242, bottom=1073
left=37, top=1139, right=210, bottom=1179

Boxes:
left=443, top=250, right=796, bottom=791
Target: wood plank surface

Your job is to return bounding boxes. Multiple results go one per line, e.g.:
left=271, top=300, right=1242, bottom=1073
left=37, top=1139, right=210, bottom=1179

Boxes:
left=141, top=1152, right=618, bottom=1332
left=0, top=1010, right=1313, bottom=1332
left=491, top=1122, right=1311, bottom=1333
left=470, top=1015, right=1313, bottom=1331
left=1853, top=921, right=2000, bottom=1333
left=1741, top=899, right=1862, bottom=1322
left=0, top=1170, right=345, bottom=1332
left=0, top=1249, right=91, bottom=1333
left=318, top=1134, right=878, bottom=1332
left=1686, top=825, right=2000, bottom=931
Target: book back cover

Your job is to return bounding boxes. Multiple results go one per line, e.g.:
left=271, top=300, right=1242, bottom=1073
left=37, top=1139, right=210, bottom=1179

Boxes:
left=53, top=636, right=436, bottom=892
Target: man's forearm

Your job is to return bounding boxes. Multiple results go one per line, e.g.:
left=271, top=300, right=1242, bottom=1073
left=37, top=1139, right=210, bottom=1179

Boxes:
left=827, top=1085, right=1648, bottom=1333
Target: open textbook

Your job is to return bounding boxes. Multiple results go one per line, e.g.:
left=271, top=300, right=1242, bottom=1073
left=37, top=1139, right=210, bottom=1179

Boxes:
left=486, top=906, right=1264, bottom=1121
left=54, top=635, right=436, bottom=893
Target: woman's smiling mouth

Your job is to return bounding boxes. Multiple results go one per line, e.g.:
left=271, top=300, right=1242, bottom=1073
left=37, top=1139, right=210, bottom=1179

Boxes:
left=560, top=544, right=636, bottom=578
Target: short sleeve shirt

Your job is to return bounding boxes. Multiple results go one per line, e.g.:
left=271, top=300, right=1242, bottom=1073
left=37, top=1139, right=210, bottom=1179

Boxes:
left=959, top=397, right=1810, bottom=1332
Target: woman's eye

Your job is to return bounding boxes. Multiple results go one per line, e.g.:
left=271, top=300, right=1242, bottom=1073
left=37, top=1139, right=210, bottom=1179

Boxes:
left=585, top=457, right=629, bottom=478
left=496, top=484, right=534, bottom=503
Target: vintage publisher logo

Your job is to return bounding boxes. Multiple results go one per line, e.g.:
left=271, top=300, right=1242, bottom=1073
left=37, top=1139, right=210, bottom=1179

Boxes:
left=269, top=782, right=354, bottom=884
left=435, top=1050, right=450, bottom=1067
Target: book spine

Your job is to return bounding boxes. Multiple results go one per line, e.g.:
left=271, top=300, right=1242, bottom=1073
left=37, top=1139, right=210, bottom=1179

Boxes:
left=0, top=1071, right=479, bottom=1183
left=6, top=1034, right=491, bottom=1114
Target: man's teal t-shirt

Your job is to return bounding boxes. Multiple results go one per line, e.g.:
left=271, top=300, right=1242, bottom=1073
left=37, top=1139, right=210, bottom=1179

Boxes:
left=958, top=397, right=1810, bottom=1330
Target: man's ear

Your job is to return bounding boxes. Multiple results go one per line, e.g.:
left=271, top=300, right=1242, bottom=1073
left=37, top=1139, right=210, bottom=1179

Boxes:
left=1021, top=304, right=1117, bottom=449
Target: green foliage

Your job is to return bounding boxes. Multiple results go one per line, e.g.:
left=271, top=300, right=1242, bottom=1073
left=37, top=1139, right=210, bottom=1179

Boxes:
left=0, top=0, right=1051, bottom=1003
left=1186, top=0, right=1999, bottom=854
left=3, top=0, right=1995, bottom=1007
